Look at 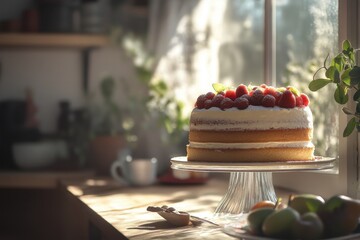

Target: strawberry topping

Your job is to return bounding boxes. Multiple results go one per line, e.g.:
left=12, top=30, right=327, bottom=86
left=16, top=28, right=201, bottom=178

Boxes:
left=235, top=84, right=249, bottom=98
left=196, top=84, right=310, bottom=110
left=225, top=90, right=237, bottom=100
left=278, top=90, right=296, bottom=108
left=300, top=93, right=310, bottom=106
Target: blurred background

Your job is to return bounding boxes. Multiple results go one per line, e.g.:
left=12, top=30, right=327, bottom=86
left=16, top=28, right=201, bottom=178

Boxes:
left=0, top=0, right=343, bottom=239
left=0, top=0, right=338, bottom=176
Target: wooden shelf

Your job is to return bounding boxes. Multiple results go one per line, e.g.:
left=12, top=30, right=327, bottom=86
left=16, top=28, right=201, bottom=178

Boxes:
left=0, top=33, right=110, bottom=48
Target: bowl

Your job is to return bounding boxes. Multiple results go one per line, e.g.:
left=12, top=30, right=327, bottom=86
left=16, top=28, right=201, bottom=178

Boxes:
left=12, top=141, right=66, bottom=170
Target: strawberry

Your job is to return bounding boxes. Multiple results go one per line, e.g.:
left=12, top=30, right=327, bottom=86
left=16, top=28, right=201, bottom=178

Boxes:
left=235, top=84, right=249, bottom=98
left=195, top=94, right=207, bottom=109
left=263, top=87, right=278, bottom=97
left=278, top=90, right=296, bottom=108
left=225, top=89, right=237, bottom=100
left=250, top=89, right=264, bottom=106
left=262, top=95, right=276, bottom=107
left=220, top=97, right=235, bottom=110
left=296, top=96, right=304, bottom=107
left=211, top=94, right=225, bottom=108
left=205, top=92, right=215, bottom=100
left=300, top=93, right=310, bottom=106
left=234, top=97, right=249, bottom=110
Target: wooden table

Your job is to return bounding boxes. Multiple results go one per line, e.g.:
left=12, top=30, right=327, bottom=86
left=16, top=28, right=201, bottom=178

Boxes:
left=62, top=176, right=292, bottom=240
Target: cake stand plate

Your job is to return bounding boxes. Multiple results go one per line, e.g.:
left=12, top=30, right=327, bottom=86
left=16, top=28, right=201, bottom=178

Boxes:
left=170, top=156, right=335, bottom=215
left=170, top=156, right=335, bottom=172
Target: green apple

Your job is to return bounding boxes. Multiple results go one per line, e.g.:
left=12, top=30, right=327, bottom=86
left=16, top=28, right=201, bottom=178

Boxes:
left=288, top=194, right=325, bottom=215
left=262, top=207, right=300, bottom=239
left=292, top=212, right=324, bottom=240
left=317, top=195, right=360, bottom=238
left=247, top=208, right=274, bottom=235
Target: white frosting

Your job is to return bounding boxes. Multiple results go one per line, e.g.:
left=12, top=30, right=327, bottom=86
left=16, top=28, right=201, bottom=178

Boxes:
left=190, top=106, right=313, bottom=131
left=189, top=141, right=314, bottom=149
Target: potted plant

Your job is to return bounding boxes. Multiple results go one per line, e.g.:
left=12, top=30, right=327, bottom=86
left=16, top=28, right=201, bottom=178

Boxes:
left=117, top=33, right=189, bottom=173
left=309, top=39, right=360, bottom=137
left=89, top=76, right=126, bottom=175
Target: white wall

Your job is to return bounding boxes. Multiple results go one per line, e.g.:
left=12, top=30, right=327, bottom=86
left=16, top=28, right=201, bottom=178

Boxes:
left=0, top=46, right=136, bottom=134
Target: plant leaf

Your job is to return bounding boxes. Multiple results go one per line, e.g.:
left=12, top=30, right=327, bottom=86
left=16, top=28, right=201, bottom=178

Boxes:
left=350, top=66, right=360, bottom=86
left=354, top=90, right=360, bottom=101
left=342, top=40, right=352, bottom=51
left=331, top=54, right=344, bottom=72
left=342, top=107, right=353, bottom=115
left=334, top=84, right=348, bottom=104
left=326, top=66, right=340, bottom=83
left=341, top=68, right=351, bottom=86
left=308, top=79, right=332, bottom=91
left=343, top=117, right=357, bottom=137
left=357, top=103, right=360, bottom=114
left=212, top=83, right=228, bottom=93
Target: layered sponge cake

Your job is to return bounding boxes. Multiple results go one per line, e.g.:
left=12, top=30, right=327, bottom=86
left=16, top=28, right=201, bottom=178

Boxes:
left=187, top=84, right=314, bottom=162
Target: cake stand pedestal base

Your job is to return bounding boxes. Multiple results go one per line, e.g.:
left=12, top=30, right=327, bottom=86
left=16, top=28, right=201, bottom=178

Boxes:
left=214, top=172, right=277, bottom=215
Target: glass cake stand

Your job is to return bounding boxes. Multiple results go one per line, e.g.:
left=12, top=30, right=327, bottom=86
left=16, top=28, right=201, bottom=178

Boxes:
left=170, top=156, right=335, bottom=215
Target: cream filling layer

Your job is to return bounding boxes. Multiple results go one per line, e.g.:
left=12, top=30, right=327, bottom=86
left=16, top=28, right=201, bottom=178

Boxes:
left=189, top=141, right=314, bottom=149
left=190, top=106, right=313, bottom=131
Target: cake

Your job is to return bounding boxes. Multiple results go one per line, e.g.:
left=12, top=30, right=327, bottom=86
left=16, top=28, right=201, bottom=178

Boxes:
left=187, top=83, right=314, bottom=162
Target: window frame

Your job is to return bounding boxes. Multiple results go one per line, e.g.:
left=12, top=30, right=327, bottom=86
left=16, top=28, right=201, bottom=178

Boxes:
left=271, top=0, right=360, bottom=198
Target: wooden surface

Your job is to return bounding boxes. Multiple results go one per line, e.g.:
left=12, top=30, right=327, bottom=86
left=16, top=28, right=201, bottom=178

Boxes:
left=63, top=177, right=293, bottom=240
left=0, top=170, right=94, bottom=189
left=0, top=33, right=109, bottom=48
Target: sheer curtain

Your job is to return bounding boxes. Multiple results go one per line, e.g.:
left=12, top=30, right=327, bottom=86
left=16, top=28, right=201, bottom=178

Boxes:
left=147, top=0, right=264, bottom=115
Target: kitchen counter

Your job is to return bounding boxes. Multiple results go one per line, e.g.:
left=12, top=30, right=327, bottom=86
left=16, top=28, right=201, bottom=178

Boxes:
left=0, top=170, right=94, bottom=189
left=61, top=176, right=292, bottom=240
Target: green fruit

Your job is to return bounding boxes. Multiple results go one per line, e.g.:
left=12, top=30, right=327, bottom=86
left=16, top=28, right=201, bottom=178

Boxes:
left=317, top=195, right=360, bottom=238
left=289, top=194, right=325, bottom=215
left=292, top=212, right=324, bottom=240
left=247, top=208, right=275, bottom=235
left=262, top=207, right=300, bottom=239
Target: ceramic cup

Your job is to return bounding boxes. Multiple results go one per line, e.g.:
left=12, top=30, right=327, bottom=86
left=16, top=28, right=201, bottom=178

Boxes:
left=111, top=152, right=158, bottom=187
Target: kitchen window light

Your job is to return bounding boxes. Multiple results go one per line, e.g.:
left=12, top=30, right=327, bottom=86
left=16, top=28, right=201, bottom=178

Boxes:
left=149, top=0, right=360, bottom=197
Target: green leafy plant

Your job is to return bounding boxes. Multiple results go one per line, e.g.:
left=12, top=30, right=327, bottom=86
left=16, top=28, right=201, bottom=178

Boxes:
left=309, top=40, right=360, bottom=137
left=117, top=33, right=189, bottom=149
left=90, top=76, right=124, bottom=136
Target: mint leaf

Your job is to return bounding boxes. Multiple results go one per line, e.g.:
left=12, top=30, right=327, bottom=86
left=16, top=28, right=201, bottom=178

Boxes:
left=212, top=83, right=228, bottom=93
left=288, top=86, right=300, bottom=96
left=308, top=79, right=332, bottom=91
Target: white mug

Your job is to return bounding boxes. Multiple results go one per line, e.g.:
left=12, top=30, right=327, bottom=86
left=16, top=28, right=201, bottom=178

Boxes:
left=111, top=151, right=158, bottom=186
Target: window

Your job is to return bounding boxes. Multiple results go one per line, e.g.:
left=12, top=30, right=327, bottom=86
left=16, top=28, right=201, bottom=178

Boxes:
left=150, top=0, right=359, bottom=196
left=273, top=0, right=359, bottom=197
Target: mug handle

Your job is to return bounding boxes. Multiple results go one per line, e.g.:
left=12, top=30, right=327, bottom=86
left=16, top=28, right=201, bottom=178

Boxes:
left=110, top=149, right=131, bottom=184
left=110, top=160, right=126, bottom=184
